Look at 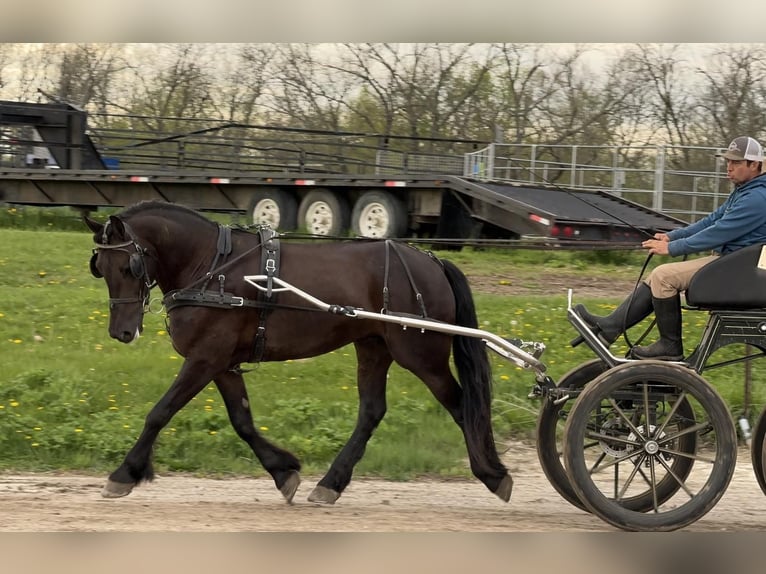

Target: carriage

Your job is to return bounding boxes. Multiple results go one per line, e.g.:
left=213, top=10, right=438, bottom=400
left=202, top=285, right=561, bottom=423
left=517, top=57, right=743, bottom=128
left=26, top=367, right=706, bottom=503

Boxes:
left=86, top=201, right=766, bottom=532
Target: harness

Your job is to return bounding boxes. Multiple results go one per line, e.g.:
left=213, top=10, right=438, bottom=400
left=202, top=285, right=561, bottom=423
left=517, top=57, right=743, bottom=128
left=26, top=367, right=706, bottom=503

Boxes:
left=98, top=220, right=432, bottom=365
left=163, top=226, right=280, bottom=363
left=91, top=220, right=156, bottom=310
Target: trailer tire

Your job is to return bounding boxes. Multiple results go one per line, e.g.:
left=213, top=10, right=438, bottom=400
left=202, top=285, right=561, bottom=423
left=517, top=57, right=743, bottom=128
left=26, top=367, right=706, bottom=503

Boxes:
left=249, top=189, right=298, bottom=231
left=298, top=190, right=350, bottom=236
left=351, top=191, right=408, bottom=238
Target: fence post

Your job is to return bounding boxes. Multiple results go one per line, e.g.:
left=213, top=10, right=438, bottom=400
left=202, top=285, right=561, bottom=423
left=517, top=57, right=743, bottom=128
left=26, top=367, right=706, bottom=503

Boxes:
left=570, top=145, right=577, bottom=188
left=653, top=145, right=665, bottom=212
left=487, top=143, right=495, bottom=180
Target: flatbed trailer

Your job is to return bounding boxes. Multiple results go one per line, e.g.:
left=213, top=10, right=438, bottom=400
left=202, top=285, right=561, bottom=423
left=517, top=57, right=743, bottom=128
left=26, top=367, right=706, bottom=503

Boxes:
left=0, top=99, right=686, bottom=242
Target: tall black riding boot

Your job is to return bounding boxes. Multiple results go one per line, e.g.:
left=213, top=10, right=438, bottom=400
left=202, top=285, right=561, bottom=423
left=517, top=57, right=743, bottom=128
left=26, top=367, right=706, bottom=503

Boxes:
left=572, top=282, right=653, bottom=347
left=630, top=295, right=684, bottom=361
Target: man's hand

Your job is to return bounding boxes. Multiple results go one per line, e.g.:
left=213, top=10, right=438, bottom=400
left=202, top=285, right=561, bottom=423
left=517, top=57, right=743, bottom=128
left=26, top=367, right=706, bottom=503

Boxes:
left=642, top=238, right=670, bottom=255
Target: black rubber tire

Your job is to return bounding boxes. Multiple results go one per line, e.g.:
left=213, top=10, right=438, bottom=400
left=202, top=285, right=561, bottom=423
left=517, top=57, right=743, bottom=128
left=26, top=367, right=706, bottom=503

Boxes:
left=751, top=405, right=766, bottom=496
left=538, top=358, right=697, bottom=514
left=351, top=190, right=408, bottom=238
left=563, top=360, right=737, bottom=531
left=537, top=359, right=607, bottom=511
left=297, top=189, right=350, bottom=236
left=249, top=189, right=298, bottom=231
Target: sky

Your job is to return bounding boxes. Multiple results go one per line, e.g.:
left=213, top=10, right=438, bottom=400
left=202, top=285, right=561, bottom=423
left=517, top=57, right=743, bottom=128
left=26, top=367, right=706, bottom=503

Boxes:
left=1, top=1, right=766, bottom=43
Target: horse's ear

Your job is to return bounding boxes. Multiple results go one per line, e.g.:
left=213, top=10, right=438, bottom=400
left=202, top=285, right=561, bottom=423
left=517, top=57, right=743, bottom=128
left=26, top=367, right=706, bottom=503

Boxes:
left=84, top=215, right=102, bottom=234
left=109, top=215, right=128, bottom=239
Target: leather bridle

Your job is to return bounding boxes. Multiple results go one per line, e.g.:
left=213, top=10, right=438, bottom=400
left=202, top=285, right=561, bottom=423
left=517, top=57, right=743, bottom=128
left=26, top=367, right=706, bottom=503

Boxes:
left=91, top=221, right=156, bottom=310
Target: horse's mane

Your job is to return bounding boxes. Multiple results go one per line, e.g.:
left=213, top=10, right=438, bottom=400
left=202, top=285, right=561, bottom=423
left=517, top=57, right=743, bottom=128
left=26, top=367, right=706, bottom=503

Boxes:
left=120, top=200, right=214, bottom=226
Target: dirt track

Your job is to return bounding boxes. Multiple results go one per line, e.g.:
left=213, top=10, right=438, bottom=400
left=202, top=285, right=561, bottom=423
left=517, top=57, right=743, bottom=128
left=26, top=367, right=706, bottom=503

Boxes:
left=1, top=441, right=763, bottom=532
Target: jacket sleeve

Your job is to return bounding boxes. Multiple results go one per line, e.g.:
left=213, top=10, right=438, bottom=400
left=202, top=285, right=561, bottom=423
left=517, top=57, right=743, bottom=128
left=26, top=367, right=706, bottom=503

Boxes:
left=667, top=207, right=723, bottom=241
left=668, top=189, right=766, bottom=256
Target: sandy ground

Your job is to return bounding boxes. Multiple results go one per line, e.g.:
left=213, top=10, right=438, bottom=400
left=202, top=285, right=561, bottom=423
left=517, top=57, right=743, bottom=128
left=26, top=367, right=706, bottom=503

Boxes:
left=1, top=441, right=763, bottom=532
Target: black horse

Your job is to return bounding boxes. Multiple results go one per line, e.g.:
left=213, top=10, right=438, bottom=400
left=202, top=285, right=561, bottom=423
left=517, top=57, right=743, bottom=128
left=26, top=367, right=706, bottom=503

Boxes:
left=85, top=200, right=512, bottom=504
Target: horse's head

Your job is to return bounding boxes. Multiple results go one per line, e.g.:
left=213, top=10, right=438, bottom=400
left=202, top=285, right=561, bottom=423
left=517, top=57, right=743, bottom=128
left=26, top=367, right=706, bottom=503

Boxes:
left=85, top=214, right=155, bottom=343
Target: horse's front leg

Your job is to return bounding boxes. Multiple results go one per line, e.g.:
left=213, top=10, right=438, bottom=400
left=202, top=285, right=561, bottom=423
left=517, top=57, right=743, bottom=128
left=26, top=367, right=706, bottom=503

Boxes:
left=101, top=358, right=216, bottom=498
left=214, top=371, right=302, bottom=503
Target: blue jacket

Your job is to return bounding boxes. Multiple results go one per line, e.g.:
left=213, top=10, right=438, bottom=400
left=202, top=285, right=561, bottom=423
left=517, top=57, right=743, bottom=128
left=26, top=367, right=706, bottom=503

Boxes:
left=667, top=173, right=766, bottom=256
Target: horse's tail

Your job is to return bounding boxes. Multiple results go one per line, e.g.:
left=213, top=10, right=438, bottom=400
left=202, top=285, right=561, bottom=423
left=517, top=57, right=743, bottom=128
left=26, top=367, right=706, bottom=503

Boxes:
left=441, top=259, right=508, bottom=487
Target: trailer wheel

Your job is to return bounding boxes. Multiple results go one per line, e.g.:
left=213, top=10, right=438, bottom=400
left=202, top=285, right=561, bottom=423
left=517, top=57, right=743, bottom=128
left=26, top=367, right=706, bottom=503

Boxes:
left=298, top=190, right=350, bottom=236
left=351, top=191, right=408, bottom=238
left=751, top=406, right=766, bottom=496
left=249, top=189, right=298, bottom=231
left=563, top=361, right=737, bottom=531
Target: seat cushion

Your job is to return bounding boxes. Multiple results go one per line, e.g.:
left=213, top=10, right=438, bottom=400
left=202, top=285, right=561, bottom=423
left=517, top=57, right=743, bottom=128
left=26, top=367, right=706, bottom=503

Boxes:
left=686, top=243, right=766, bottom=309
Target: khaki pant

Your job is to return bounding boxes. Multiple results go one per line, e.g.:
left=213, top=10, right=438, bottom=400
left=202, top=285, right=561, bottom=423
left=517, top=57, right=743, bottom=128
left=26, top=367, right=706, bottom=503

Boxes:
left=643, top=254, right=719, bottom=298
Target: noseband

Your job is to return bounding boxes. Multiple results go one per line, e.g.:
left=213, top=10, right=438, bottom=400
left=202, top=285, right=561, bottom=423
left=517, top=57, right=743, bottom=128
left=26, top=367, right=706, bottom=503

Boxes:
left=91, top=220, right=156, bottom=309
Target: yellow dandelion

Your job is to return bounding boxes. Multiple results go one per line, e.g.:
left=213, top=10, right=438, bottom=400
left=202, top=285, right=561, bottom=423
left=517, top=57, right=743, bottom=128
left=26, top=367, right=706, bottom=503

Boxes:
left=259, top=426, right=269, bottom=431
left=9, top=401, right=19, bottom=407
left=500, top=375, right=510, bottom=381
left=208, top=430, right=218, bottom=435
left=74, top=428, right=83, bottom=433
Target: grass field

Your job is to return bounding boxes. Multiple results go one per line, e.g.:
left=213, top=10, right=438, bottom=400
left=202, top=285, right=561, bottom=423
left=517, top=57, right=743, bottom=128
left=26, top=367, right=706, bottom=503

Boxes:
left=1, top=206, right=764, bottom=480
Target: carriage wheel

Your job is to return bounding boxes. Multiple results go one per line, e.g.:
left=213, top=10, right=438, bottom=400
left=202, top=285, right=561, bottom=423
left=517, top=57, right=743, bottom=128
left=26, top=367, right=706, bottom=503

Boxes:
left=537, top=359, right=607, bottom=511
left=563, top=360, right=737, bottom=531
left=751, top=405, right=766, bottom=496
left=538, top=359, right=698, bottom=513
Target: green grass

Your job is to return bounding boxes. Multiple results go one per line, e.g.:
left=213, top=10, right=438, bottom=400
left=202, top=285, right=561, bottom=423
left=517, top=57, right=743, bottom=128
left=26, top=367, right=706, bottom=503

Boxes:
left=1, top=207, right=764, bottom=482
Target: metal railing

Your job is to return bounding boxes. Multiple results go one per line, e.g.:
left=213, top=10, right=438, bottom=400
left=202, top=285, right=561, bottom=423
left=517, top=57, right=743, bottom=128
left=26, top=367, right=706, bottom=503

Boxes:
left=464, top=143, right=735, bottom=223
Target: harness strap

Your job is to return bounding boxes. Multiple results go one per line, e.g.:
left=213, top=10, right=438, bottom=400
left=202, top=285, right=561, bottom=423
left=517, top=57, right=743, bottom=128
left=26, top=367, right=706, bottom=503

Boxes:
left=163, top=289, right=263, bottom=312
left=200, top=225, right=232, bottom=291
left=252, top=228, right=280, bottom=363
left=384, top=240, right=428, bottom=318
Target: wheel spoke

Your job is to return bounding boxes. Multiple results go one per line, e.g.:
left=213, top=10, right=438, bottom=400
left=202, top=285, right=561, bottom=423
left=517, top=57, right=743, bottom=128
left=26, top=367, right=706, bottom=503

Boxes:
left=564, top=362, right=737, bottom=530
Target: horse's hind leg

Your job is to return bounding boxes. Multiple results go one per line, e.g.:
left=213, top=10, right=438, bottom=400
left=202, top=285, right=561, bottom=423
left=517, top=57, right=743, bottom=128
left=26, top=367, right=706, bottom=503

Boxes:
left=214, top=371, right=302, bottom=503
left=308, top=337, right=392, bottom=504
left=103, top=358, right=215, bottom=498
left=402, top=357, right=512, bottom=502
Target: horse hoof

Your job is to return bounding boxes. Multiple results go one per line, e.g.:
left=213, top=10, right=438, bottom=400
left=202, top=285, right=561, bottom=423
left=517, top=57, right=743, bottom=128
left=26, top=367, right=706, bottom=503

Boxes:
left=493, top=474, right=513, bottom=502
left=279, top=470, right=301, bottom=504
left=307, top=485, right=340, bottom=504
left=101, top=479, right=135, bottom=498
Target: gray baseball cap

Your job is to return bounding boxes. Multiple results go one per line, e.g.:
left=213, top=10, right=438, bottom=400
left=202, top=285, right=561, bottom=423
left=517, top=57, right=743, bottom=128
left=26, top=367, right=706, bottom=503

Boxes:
left=717, top=136, right=764, bottom=161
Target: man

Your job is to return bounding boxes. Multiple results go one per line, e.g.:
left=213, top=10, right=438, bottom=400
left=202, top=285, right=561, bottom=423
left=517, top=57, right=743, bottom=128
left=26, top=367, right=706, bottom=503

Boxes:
left=575, top=136, right=766, bottom=361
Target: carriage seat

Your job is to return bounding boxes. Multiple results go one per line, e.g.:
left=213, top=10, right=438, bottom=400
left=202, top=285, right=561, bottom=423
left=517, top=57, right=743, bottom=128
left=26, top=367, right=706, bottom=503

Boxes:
left=685, top=243, right=766, bottom=310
